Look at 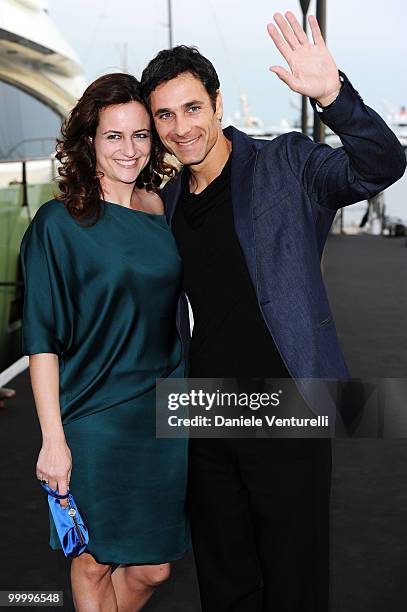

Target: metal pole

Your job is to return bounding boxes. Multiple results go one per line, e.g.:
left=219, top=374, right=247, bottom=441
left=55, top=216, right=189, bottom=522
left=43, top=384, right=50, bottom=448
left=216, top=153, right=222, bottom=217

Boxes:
left=381, top=203, right=386, bottom=235
left=301, top=12, right=308, bottom=135
left=299, top=0, right=312, bottom=135
left=21, top=160, right=32, bottom=223
left=313, top=0, right=326, bottom=143
left=21, top=161, right=28, bottom=208
left=168, top=0, right=173, bottom=48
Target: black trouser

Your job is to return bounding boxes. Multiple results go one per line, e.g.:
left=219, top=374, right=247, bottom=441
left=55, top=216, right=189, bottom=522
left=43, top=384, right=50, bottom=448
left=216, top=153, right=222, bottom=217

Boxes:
left=188, top=437, right=332, bottom=612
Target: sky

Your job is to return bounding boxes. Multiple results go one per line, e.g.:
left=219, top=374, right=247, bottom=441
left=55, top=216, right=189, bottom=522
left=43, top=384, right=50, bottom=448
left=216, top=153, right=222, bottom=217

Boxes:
left=48, top=0, right=407, bottom=127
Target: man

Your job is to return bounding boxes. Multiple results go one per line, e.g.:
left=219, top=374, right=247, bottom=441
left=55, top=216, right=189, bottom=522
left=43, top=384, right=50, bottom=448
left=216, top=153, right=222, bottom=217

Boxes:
left=141, top=11, right=405, bottom=612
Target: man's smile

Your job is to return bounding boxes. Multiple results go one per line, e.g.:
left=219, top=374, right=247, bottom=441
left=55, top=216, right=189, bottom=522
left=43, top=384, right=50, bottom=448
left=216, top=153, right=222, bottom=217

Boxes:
left=174, top=136, right=201, bottom=147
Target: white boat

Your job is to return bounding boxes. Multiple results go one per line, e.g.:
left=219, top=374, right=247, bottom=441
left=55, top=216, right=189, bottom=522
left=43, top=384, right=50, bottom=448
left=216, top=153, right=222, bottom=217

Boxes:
left=0, top=0, right=86, bottom=117
left=0, top=0, right=86, bottom=372
left=386, top=107, right=407, bottom=148
left=225, top=93, right=294, bottom=140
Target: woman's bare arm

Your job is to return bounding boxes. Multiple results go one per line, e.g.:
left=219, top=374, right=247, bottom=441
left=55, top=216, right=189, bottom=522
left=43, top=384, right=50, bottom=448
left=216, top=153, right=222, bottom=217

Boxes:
left=29, top=353, right=71, bottom=507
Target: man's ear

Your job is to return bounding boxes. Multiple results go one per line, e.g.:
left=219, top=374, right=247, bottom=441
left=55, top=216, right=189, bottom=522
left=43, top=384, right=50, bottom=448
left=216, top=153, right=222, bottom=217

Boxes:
left=215, top=90, right=223, bottom=121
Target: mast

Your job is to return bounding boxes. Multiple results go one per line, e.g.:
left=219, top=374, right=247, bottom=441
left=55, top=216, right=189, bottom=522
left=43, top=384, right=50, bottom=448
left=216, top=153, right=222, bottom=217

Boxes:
left=168, top=0, right=173, bottom=48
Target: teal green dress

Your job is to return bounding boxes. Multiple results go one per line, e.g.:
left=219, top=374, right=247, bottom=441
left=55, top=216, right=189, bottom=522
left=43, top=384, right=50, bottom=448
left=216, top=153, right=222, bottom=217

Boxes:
left=20, top=199, right=189, bottom=565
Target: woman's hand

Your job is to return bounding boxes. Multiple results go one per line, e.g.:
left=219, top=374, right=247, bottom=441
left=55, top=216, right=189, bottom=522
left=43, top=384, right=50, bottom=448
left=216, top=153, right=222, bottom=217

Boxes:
left=37, top=439, right=72, bottom=508
left=0, top=387, right=16, bottom=409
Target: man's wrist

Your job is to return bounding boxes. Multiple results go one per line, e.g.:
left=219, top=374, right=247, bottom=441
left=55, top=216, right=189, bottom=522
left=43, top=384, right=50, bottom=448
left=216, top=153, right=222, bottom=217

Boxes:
left=315, top=75, right=345, bottom=111
left=315, top=73, right=343, bottom=108
left=316, top=86, right=342, bottom=109
left=316, top=90, right=341, bottom=109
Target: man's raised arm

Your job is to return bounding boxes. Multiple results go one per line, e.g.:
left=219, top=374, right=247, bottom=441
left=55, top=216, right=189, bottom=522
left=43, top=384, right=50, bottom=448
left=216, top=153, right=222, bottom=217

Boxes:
left=268, top=11, right=406, bottom=209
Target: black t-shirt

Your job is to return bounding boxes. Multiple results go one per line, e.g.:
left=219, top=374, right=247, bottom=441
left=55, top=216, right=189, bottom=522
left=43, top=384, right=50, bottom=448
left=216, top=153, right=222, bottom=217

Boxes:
left=172, top=155, right=290, bottom=379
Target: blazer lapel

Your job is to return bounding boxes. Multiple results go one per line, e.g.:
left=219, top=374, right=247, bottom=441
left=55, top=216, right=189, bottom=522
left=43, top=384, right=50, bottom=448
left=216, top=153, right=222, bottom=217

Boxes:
left=164, top=171, right=183, bottom=227
left=227, top=126, right=259, bottom=290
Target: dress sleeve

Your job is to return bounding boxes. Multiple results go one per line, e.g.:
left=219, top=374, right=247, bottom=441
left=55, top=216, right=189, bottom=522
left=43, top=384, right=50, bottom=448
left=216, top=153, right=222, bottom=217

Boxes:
left=20, top=216, right=69, bottom=356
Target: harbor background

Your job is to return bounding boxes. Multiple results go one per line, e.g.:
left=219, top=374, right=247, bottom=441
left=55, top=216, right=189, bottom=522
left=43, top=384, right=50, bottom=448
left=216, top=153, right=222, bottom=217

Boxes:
left=1, top=0, right=406, bottom=222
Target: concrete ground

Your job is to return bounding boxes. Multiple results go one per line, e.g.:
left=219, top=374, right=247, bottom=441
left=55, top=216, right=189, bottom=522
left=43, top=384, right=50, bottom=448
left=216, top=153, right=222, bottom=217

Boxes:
left=0, top=234, right=406, bottom=611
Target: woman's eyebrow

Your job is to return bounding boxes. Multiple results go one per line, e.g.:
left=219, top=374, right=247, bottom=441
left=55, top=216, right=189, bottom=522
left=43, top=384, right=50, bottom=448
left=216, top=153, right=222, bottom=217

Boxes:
left=102, top=129, right=151, bottom=134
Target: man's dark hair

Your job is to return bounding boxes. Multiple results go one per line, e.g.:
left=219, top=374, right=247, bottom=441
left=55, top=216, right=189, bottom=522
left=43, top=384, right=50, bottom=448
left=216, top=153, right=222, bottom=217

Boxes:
left=141, top=45, right=220, bottom=111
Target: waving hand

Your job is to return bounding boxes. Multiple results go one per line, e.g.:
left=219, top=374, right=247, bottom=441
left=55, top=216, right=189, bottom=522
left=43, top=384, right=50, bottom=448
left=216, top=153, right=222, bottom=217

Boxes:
left=267, top=11, right=341, bottom=107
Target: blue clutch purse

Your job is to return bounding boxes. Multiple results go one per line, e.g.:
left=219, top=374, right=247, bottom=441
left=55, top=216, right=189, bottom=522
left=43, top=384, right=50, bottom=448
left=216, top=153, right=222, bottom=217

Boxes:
left=40, top=483, right=89, bottom=557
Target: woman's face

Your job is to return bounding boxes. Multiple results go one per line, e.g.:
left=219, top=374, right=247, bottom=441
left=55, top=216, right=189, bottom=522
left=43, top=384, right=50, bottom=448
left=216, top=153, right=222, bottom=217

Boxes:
left=94, top=101, right=152, bottom=188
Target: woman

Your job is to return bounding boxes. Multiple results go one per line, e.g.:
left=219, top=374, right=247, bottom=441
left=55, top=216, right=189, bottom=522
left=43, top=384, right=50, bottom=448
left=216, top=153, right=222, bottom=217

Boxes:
left=20, top=73, right=189, bottom=611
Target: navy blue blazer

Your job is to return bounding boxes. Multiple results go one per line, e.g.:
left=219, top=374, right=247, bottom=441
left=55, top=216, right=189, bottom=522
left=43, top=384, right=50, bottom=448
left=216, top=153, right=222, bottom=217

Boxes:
left=162, top=73, right=406, bottom=419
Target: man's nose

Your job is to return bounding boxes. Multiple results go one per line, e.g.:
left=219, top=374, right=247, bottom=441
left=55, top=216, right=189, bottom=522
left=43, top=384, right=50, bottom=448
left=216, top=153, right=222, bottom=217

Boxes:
left=174, top=115, right=191, bottom=138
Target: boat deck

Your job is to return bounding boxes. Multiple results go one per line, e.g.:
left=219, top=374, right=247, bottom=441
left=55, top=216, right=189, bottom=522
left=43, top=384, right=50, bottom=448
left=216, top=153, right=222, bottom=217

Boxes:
left=1, top=234, right=407, bottom=611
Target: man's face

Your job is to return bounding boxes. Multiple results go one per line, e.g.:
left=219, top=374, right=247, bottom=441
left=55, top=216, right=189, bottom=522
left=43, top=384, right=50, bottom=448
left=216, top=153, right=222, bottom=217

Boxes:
left=149, top=72, right=223, bottom=167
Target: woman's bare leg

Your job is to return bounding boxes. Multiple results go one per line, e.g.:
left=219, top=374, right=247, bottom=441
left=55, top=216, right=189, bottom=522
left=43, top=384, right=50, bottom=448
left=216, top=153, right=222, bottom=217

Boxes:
left=71, top=553, right=117, bottom=612
left=111, top=563, right=170, bottom=612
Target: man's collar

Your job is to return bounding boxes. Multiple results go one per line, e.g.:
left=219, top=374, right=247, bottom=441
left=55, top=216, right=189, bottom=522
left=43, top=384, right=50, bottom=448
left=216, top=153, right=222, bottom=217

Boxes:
left=223, top=125, right=257, bottom=165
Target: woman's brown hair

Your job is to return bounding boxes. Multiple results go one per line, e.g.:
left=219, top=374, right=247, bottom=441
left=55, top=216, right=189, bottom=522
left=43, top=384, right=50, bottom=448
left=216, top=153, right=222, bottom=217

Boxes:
left=56, top=73, right=174, bottom=222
